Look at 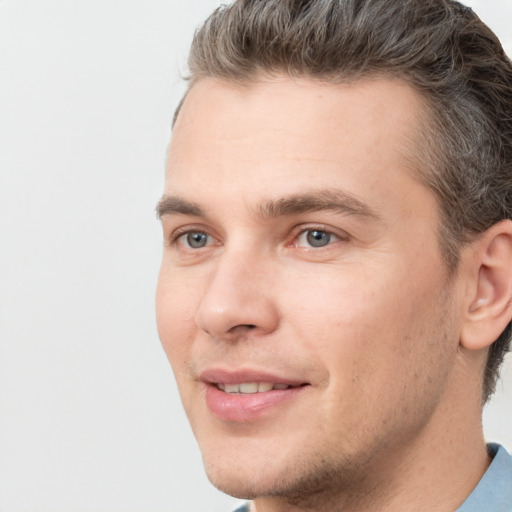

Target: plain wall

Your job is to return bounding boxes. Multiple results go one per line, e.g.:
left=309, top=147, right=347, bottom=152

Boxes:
left=0, top=1, right=511, bottom=511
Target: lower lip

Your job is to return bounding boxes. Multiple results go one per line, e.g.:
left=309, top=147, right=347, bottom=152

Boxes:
left=205, top=384, right=306, bottom=422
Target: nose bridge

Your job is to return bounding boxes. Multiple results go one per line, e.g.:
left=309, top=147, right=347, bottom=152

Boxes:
left=195, top=245, right=278, bottom=339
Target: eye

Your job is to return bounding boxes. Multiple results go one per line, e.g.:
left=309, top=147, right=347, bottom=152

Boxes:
left=177, top=231, right=212, bottom=249
left=296, top=229, right=340, bottom=248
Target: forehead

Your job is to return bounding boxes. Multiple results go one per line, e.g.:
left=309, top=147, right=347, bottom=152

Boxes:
left=165, top=76, right=429, bottom=217
left=174, top=75, right=422, bottom=129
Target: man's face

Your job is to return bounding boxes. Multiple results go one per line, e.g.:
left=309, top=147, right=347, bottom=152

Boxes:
left=156, top=77, right=464, bottom=500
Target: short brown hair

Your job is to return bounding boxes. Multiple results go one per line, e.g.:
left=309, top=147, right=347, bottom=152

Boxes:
left=178, top=0, right=512, bottom=402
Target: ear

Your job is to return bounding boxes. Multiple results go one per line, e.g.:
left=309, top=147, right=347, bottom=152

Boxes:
left=460, top=220, right=512, bottom=351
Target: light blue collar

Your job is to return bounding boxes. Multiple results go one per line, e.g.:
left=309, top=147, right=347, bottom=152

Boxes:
left=457, top=444, right=512, bottom=512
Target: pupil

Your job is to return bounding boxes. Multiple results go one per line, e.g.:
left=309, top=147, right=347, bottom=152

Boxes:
left=307, top=230, right=330, bottom=247
left=187, top=232, right=207, bottom=248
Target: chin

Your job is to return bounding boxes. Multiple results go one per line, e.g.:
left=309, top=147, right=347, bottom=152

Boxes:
left=201, top=444, right=354, bottom=504
left=202, top=448, right=297, bottom=499
left=203, top=460, right=264, bottom=499
left=194, top=421, right=302, bottom=498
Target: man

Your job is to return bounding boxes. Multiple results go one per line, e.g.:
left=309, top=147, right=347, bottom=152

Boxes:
left=156, top=0, right=512, bottom=510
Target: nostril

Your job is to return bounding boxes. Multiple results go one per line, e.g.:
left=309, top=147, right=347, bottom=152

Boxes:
left=227, top=324, right=257, bottom=334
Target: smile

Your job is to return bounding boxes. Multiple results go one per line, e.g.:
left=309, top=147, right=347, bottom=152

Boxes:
left=216, top=382, right=294, bottom=394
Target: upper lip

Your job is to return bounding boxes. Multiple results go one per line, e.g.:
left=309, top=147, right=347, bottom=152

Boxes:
left=199, top=368, right=308, bottom=386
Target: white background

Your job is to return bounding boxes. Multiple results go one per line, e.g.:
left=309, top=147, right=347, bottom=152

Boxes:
left=0, top=1, right=511, bottom=511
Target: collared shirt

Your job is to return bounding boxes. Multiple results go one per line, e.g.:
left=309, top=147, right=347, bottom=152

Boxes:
left=231, top=444, right=512, bottom=512
left=458, top=443, right=512, bottom=512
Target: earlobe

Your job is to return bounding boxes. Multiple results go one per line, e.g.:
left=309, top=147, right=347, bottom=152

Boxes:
left=460, top=220, right=512, bottom=351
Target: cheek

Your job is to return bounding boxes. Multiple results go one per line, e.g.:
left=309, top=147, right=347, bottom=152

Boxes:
left=283, top=268, right=386, bottom=348
left=155, top=268, right=199, bottom=364
left=284, top=263, right=447, bottom=384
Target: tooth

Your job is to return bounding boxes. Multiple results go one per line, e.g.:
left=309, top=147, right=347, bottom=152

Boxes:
left=239, top=382, right=258, bottom=394
left=224, top=384, right=240, bottom=394
left=220, top=382, right=292, bottom=394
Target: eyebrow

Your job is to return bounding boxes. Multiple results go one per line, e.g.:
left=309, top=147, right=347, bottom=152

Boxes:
left=260, top=190, right=380, bottom=220
left=156, top=196, right=205, bottom=218
left=156, top=189, right=380, bottom=221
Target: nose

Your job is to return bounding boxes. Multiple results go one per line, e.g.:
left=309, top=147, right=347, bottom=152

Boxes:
left=194, top=250, right=280, bottom=341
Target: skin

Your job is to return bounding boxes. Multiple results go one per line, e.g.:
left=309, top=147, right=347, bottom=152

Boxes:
left=156, top=77, right=498, bottom=512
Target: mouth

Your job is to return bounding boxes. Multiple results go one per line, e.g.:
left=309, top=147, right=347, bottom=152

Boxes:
left=200, top=370, right=310, bottom=422
left=216, top=382, right=299, bottom=394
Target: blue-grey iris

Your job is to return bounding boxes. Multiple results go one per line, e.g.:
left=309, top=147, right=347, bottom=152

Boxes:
left=307, top=230, right=331, bottom=247
left=187, top=232, right=208, bottom=248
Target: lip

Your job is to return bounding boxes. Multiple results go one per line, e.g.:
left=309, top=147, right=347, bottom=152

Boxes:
left=200, top=368, right=309, bottom=422
left=200, top=368, right=306, bottom=387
